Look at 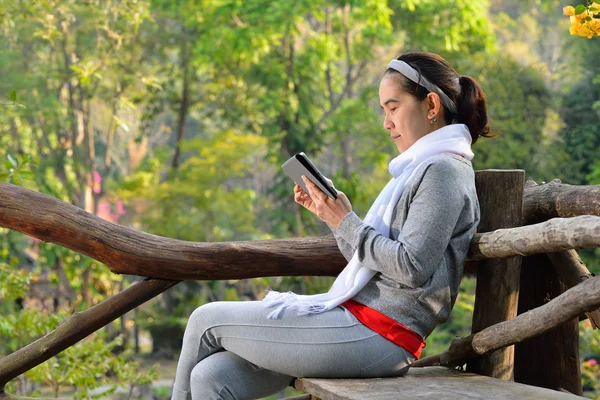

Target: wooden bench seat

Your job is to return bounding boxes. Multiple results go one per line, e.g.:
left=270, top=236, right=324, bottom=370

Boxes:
left=292, top=366, right=581, bottom=399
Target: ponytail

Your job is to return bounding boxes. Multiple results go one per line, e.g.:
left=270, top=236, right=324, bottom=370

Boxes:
left=456, top=75, right=496, bottom=144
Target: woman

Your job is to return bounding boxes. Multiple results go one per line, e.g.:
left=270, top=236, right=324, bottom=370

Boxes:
left=171, top=51, right=493, bottom=400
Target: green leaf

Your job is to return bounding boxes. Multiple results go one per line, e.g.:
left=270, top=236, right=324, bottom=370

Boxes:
left=70, top=65, right=85, bottom=74
left=4, top=161, right=12, bottom=169
left=9, top=89, right=16, bottom=102
left=574, top=4, right=586, bottom=15
left=7, top=154, right=18, bottom=167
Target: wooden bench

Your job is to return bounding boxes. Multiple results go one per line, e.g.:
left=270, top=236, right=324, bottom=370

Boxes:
left=292, top=367, right=582, bottom=400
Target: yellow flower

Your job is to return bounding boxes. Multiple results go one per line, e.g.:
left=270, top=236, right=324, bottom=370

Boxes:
left=578, top=24, right=594, bottom=38
left=565, top=3, right=600, bottom=38
left=563, top=5, right=575, bottom=16
left=570, top=24, right=579, bottom=35
left=590, top=18, right=600, bottom=35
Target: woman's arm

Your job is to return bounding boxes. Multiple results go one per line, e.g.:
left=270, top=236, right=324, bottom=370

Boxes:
left=334, top=160, right=472, bottom=288
left=326, top=222, right=356, bottom=262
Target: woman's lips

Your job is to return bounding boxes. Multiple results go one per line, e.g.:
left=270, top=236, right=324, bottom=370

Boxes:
left=391, top=134, right=400, bottom=139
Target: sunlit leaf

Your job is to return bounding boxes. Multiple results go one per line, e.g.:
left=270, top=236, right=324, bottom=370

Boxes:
left=7, top=155, right=17, bottom=167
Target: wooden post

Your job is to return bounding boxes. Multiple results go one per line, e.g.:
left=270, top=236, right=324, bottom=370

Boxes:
left=514, top=253, right=582, bottom=394
left=467, top=170, right=525, bottom=379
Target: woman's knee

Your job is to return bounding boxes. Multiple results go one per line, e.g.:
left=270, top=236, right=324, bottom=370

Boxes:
left=190, top=361, right=230, bottom=400
left=189, top=352, right=250, bottom=400
left=188, top=301, right=228, bottom=331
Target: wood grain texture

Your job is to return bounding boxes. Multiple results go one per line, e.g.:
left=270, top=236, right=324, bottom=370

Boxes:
left=471, top=275, right=600, bottom=354
left=547, top=249, right=600, bottom=328
left=468, top=170, right=525, bottom=379
left=0, top=183, right=347, bottom=280
left=468, top=215, right=600, bottom=260
left=523, top=179, right=600, bottom=224
left=294, top=367, right=581, bottom=399
left=515, top=254, right=582, bottom=395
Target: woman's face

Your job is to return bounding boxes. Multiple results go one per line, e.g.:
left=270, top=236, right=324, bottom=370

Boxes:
left=378, top=75, right=431, bottom=153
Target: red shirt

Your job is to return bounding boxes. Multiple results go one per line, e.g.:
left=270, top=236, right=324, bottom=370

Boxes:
left=341, top=299, right=426, bottom=359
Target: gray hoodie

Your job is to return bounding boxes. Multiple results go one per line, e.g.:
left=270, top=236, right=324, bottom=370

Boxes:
left=329, top=153, right=480, bottom=339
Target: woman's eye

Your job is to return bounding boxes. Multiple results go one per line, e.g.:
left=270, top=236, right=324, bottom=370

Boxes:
left=390, top=107, right=397, bottom=113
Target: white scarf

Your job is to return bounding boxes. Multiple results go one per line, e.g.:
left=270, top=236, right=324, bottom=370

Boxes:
left=262, top=124, right=474, bottom=319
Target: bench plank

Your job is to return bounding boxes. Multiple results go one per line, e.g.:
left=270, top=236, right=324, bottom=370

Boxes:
left=293, top=367, right=581, bottom=400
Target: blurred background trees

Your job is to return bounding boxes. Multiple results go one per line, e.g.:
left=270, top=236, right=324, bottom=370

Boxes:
left=1, top=0, right=599, bottom=398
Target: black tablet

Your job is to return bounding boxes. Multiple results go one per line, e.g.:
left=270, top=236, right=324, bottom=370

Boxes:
left=282, top=152, right=338, bottom=200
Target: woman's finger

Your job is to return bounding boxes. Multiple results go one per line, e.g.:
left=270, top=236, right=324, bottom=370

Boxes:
left=301, top=176, right=313, bottom=195
left=302, top=175, right=326, bottom=200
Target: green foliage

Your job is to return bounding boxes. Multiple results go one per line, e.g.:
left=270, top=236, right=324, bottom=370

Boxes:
left=457, top=54, right=566, bottom=182
left=559, top=74, right=600, bottom=184
left=0, top=89, right=25, bottom=108
left=390, top=0, right=496, bottom=55
left=580, top=321, right=600, bottom=395
left=0, top=153, right=37, bottom=185
left=0, top=260, right=33, bottom=302
left=115, top=131, right=268, bottom=241
left=0, top=258, right=158, bottom=398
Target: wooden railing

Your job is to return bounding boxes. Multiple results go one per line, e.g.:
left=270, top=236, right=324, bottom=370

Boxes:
left=0, top=170, right=600, bottom=399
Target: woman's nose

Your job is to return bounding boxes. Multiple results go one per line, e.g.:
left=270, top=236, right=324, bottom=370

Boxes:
left=383, top=115, right=394, bottom=130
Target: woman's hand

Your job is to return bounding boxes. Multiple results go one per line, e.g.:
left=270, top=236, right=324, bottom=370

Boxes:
left=294, top=182, right=318, bottom=214
left=295, top=175, right=352, bottom=228
left=294, top=176, right=338, bottom=214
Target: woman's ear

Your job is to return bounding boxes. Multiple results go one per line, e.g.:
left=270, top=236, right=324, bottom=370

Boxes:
left=426, top=92, right=442, bottom=121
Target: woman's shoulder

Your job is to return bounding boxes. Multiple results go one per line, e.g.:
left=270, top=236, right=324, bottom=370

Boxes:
left=415, top=153, right=475, bottom=184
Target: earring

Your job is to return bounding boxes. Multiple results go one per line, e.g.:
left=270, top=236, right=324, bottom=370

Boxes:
left=430, top=117, right=438, bottom=124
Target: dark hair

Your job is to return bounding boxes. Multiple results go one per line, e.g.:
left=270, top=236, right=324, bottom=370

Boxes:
left=384, top=51, right=495, bottom=144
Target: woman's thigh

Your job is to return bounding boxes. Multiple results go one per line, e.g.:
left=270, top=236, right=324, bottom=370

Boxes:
left=191, top=300, right=413, bottom=378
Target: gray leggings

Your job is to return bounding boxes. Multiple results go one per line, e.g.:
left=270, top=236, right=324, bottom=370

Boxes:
left=171, top=301, right=414, bottom=400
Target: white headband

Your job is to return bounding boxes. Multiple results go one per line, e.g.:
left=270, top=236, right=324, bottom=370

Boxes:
left=387, top=59, right=458, bottom=116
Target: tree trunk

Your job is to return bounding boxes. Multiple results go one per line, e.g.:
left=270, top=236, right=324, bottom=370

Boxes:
left=171, top=38, right=191, bottom=170
left=104, top=95, right=119, bottom=170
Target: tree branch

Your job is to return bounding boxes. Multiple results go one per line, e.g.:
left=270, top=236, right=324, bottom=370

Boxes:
left=468, top=215, right=600, bottom=260
left=0, top=278, right=177, bottom=389
left=1, top=183, right=599, bottom=281
left=413, top=275, right=600, bottom=368
left=523, top=179, right=600, bottom=224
